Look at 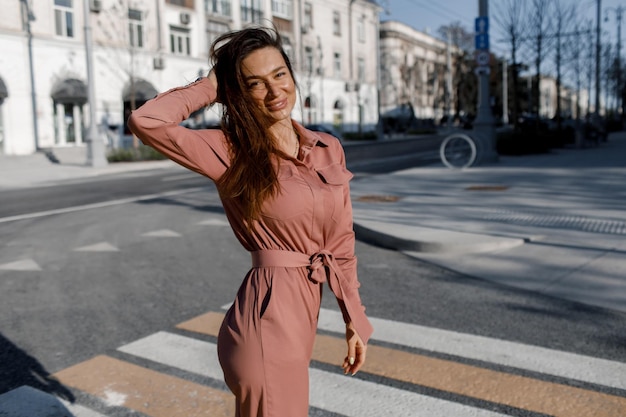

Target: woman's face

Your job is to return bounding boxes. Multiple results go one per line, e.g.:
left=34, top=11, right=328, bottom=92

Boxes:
left=241, top=47, right=296, bottom=123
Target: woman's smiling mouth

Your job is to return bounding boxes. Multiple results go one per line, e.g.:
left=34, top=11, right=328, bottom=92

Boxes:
left=267, top=99, right=288, bottom=111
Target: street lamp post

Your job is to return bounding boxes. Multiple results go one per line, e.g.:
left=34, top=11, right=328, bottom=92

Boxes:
left=21, top=0, right=40, bottom=151
left=596, top=0, right=602, bottom=115
left=83, top=0, right=107, bottom=167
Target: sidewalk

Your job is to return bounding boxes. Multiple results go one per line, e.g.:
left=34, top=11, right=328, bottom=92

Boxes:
left=350, top=131, right=626, bottom=314
left=1, top=135, right=625, bottom=314
left=0, top=146, right=177, bottom=190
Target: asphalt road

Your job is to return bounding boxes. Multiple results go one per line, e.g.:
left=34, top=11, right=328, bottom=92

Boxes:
left=1, top=172, right=625, bottom=416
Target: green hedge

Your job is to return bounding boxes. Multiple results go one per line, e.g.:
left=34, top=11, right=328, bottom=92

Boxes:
left=496, top=129, right=551, bottom=155
left=107, top=145, right=167, bottom=162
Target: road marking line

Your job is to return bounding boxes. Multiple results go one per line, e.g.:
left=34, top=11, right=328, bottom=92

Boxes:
left=73, top=242, right=119, bottom=252
left=54, top=355, right=235, bottom=417
left=0, top=258, right=42, bottom=271
left=142, top=229, right=182, bottom=238
left=161, top=174, right=200, bottom=182
left=118, top=331, right=509, bottom=417
left=197, top=218, right=229, bottom=226
left=178, top=311, right=626, bottom=417
left=60, top=400, right=108, bottom=417
left=0, top=187, right=205, bottom=224
left=318, top=308, right=626, bottom=391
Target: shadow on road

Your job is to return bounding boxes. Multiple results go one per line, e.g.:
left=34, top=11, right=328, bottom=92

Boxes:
left=0, top=332, right=75, bottom=401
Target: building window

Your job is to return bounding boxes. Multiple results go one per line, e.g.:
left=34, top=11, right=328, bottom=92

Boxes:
left=357, top=57, right=365, bottom=82
left=282, top=36, right=293, bottom=63
left=241, top=0, right=263, bottom=23
left=304, top=96, right=317, bottom=124
left=166, top=0, right=195, bottom=8
left=54, top=0, right=74, bottom=38
left=303, top=2, right=312, bottom=30
left=170, top=27, right=191, bottom=55
left=304, top=46, right=314, bottom=75
left=206, top=0, right=231, bottom=17
left=333, top=52, right=341, bottom=78
left=333, top=11, right=340, bottom=36
left=357, top=15, right=365, bottom=42
left=128, top=9, right=144, bottom=48
left=272, top=0, right=292, bottom=19
left=207, top=20, right=229, bottom=46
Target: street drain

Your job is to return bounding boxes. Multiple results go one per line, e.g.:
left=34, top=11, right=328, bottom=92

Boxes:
left=465, top=185, right=509, bottom=191
left=356, top=195, right=401, bottom=203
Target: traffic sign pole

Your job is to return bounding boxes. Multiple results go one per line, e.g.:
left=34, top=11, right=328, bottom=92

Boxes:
left=473, top=0, right=498, bottom=164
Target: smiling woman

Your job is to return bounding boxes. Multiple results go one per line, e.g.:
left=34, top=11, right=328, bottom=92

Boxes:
left=127, top=26, right=373, bottom=417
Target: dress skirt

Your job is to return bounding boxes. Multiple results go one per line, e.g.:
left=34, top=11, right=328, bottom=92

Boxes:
left=217, top=265, right=322, bottom=417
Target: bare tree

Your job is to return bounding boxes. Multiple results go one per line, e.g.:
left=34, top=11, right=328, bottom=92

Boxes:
left=494, top=0, right=530, bottom=127
left=438, top=22, right=475, bottom=122
left=94, top=0, right=155, bottom=148
left=527, top=0, right=555, bottom=120
left=552, top=0, right=576, bottom=130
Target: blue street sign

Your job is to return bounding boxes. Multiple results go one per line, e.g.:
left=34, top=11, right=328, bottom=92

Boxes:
left=475, top=33, right=489, bottom=50
left=475, top=16, right=489, bottom=33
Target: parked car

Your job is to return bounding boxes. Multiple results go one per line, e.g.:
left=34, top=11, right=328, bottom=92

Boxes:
left=305, top=124, right=344, bottom=142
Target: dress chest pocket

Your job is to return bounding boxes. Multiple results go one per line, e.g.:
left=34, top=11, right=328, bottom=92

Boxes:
left=261, top=164, right=311, bottom=220
left=315, top=163, right=353, bottom=223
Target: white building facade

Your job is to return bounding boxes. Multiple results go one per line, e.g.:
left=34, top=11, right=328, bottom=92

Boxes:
left=538, top=76, right=590, bottom=120
left=0, top=0, right=381, bottom=155
left=379, top=20, right=454, bottom=124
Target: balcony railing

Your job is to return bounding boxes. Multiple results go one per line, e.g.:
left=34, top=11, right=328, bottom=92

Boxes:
left=206, top=0, right=231, bottom=17
left=271, top=0, right=292, bottom=19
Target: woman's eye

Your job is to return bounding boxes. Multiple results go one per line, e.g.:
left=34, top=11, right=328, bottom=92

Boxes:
left=276, top=72, right=286, bottom=78
left=248, top=81, right=263, bottom=90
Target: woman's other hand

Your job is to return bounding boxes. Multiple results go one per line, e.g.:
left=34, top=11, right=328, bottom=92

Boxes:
left=342, top=322, right=367, bottom=376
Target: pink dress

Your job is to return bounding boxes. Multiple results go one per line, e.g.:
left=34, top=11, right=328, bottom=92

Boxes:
left=128, top=78, right=373, bottom=417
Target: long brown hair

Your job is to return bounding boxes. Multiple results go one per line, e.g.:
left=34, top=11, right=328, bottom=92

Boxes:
left=210, top=26, right=297, bottom=223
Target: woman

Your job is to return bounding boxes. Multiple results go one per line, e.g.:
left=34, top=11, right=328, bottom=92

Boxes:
left=128, top=26, right=373, bottom=417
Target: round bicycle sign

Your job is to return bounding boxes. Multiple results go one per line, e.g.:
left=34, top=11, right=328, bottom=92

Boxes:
left=475, top=50, right=490, bottom=66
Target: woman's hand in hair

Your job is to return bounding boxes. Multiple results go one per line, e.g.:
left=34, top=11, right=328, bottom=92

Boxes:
left=207, top=69, right=219, bottom=103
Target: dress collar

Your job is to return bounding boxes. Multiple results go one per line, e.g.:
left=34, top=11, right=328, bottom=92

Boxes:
left=292, top=120, right=329, bottom=149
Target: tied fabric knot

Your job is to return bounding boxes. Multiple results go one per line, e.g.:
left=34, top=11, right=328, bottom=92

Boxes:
left=249, top=249, right=374, bottom=343
left=307, top=251, right=334, bottom=284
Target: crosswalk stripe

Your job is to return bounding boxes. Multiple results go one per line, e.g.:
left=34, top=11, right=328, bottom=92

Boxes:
left=60, top=400, right=108, bottom=417
left=318, top=308, right=626, bottom=391
left=176, top=311, right=626, bottom=417
left=118, top=331, right=510, bottom=417
left=0, top=187, right=206, bottom=224
left=54, top=355, right=235, bottom=417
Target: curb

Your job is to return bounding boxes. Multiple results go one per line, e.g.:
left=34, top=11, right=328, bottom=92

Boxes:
left=353, top=220, right=525, bottom=254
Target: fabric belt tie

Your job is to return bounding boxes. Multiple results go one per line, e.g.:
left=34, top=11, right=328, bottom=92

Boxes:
left=250, top=249, right=373, bottom=344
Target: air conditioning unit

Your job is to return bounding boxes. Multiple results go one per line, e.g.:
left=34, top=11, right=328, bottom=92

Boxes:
left=180, top=12, right=191, bottom=25
left=153, top=56, right=165, bottom=70
left=89, top=0, right=102, bottom=13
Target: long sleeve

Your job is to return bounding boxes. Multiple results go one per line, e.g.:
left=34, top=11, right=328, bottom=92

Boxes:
left=127, top=77, right=230, bottom=181
left=323, top=140, right=374, bottom=343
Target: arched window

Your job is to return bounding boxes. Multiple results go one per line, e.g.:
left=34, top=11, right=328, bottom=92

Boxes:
left=0, top=76, right=7, bottom=153
left=122, top=78, right=158, bottom=134
left=304, top=95, right=317, bottom=124
left=333, top=99, right=344, bottom=130
left=51, top=78, right=87, bottom=145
